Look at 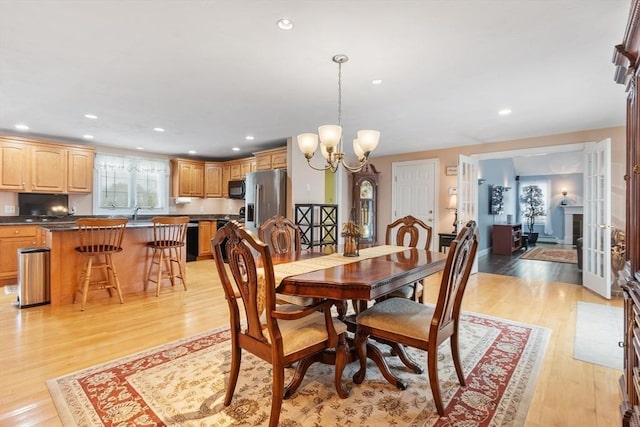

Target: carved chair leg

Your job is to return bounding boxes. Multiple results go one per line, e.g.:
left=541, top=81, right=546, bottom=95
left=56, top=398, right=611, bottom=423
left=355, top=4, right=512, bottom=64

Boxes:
left=451, top=331, right=466, bottom=386
left=224, top=344, right=241, bottom=406
left=428, top=349, right=445, bottom=416
left=388, top=342, right=423, bottom=374
left=270, top=365, right=285, bottom=427
left=353, top=330, right=369, bottom=384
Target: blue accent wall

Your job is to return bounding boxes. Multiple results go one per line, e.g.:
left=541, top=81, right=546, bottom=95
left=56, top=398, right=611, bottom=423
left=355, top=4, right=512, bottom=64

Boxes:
left=478, top=159, right=517, bottom=251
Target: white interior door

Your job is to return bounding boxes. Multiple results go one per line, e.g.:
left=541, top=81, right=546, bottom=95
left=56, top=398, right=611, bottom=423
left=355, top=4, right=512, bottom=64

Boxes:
left=582, top=138, right=612, bottom=299
left=457, top=154, right=479, bottom=272
left=391, top=159, right=438, bottom=251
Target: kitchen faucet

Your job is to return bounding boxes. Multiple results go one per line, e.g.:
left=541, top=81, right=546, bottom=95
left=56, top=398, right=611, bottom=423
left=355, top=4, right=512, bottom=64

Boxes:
left=133, top=206, right=141, bottom=221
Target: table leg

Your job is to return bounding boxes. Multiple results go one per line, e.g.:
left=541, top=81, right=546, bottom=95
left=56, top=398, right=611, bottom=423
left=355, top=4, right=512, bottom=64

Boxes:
left=352, top=331, right=408, bottom=390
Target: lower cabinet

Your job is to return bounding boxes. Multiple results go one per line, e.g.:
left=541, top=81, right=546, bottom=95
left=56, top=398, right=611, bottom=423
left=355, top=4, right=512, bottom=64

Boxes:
left=0, top=226, right=40, bottom=286
left=197, top=221, right=216, bottom=259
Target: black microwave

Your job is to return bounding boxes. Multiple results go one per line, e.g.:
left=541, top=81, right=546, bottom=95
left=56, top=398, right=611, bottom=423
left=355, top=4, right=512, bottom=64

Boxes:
left=228, top=180, right=245, bottom=199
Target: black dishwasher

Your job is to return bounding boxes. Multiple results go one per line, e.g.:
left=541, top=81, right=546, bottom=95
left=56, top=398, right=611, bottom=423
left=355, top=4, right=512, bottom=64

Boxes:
left=186, top=221, right=199, bottom=262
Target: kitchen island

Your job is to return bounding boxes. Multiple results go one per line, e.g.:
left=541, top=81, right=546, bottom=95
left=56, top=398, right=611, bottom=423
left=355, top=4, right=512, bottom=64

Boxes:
left=41, top=221, right=190, bottom=306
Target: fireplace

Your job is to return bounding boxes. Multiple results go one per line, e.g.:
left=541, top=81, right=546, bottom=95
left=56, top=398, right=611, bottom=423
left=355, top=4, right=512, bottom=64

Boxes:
left=561, top=205, right=583, bottom=245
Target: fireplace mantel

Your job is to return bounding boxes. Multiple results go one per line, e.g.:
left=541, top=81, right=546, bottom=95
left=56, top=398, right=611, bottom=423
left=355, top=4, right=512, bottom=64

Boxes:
left=561, top=205, right=583, bottom=244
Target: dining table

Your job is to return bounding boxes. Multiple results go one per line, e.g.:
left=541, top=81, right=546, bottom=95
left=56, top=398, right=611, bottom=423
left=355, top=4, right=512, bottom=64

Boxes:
left=270, top=245, right=447, bottom=395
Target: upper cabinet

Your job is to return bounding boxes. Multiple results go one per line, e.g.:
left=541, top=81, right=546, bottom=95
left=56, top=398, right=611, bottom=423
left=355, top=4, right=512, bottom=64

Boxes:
left=0, top=136, right=94, bottom=194
left=204, top=162, right=223, bottom=198
left=254, top=147, right=287, bottom=171
left=172, top=159, right=204, bottom=197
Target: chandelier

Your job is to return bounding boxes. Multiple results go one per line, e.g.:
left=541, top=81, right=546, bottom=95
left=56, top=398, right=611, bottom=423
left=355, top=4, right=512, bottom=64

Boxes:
left=296, top=54, right=380, bottom=173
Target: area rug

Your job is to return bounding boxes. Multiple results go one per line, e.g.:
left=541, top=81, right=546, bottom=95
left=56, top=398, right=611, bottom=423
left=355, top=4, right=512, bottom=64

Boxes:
left=520, top=247, right=578, bottom=264
left=574, top=301, right=623, bottom=370
left=47, top=312, right=550, bottom=426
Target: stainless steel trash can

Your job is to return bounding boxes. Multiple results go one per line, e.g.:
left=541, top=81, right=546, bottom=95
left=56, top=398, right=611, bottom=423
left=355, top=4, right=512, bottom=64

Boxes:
left=17, top=247, right=50, bottom=308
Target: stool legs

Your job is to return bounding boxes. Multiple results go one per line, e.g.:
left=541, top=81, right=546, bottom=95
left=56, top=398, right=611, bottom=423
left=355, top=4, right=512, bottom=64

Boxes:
left=146, top=247, right=187, bottom=296
left=75, top=254, right=124, bottom=311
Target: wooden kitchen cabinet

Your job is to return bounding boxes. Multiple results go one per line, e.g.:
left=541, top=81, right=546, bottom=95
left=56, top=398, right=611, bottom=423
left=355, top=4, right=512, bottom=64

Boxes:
left=229, top=162, right=242, bottom=180
left=0, top=226, right=39, bottom=286
left=67, top=148, right=94, bottom=193
left=0, top=137, right=94, bottom=194
left=171, top=159, right=204, bottom=197
left=0, top=140, right=29, bottom=191
left=254, top=147, right=287, bottom=171
left=31, top=144, right=66, bottom=193
left=197, top=220, right=216, bottom=259
left=222, top=164, right=231, bottom=198
left=204, top=162, right=223, bottom=198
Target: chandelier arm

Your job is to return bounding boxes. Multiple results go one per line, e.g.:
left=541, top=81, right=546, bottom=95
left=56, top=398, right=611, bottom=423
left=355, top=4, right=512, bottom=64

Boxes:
left=305, top=157, right=333, bottom=172
left=339, top=158, right=368, bottom=173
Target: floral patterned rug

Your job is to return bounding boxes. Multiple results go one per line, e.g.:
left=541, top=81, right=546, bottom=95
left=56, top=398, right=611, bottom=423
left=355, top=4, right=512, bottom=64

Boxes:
left=47, top=312, right=549, bottom=426
left=520, top=247, right=578, bottom=264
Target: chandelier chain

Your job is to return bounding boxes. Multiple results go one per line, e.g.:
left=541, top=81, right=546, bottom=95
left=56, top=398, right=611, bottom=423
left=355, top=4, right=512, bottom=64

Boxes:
left=337, top=61, right=342, bottom=126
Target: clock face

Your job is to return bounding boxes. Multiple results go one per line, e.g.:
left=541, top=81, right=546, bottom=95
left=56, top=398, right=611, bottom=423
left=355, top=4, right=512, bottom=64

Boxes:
left=360, top=181, right=373, bottom=199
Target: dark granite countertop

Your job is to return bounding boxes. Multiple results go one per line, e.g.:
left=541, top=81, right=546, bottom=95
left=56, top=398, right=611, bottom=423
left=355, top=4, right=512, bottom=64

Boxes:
left=0, top=214, right=244, bottom=226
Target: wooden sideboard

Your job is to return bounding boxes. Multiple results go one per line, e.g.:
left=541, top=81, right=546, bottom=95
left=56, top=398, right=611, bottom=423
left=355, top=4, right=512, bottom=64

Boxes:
left=491, top=223, right=523, bottom=255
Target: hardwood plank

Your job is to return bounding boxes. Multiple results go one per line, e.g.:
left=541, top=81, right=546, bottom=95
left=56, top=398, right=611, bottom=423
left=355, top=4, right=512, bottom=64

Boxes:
left=0, top=259, right=622, bottom=426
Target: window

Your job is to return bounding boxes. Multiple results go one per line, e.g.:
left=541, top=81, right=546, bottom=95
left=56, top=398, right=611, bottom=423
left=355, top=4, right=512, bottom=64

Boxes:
left=93, top=153, right=170, bottom=216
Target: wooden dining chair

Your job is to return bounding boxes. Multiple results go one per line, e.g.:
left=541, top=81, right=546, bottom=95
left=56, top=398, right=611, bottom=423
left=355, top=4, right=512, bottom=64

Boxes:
left=385, top=215, right=433, bottom=302
left=74, top=217, right=128, bottom=311
left=211, top=220, right=350, bottom=427
left=258, top=215, right=302, bottom=255
left=354, top=220, right=478, bottom=416
left=145, top=216, right=189, bottom=296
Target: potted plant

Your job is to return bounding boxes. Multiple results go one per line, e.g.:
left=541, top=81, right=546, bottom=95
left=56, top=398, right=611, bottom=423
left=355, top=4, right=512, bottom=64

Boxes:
left=341, top=221, right=363, bottom=257
left=519, top=185, right=545, bottom=244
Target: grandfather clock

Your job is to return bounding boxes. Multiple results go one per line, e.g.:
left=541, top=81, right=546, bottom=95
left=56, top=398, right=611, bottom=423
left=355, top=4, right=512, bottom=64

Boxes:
left=352, top=164, right=380, bottom=245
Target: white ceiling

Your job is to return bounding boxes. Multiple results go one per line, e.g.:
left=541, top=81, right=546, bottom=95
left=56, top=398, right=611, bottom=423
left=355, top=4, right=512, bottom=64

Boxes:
left=0, top=1, right=630, bottom=161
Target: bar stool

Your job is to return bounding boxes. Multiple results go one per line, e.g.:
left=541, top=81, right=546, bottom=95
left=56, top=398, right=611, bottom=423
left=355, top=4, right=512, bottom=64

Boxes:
left=74, top=218, right=128, bottom=311
left=145, top=216, right=189, bottom=296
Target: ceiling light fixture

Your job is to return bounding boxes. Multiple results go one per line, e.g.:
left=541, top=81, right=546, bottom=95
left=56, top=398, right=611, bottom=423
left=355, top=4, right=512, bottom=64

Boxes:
left=188, top=150, right=196, bottom=155
left=276, top=18, right=294, bottom=30
left=296, top=54, right=379, bottom=173
left=136, top=147, right=145, bottom=150
left=232, top=147, right=240, bottom=151
left=83, top=134, right=94, bottom=140
left=84, top=114, right=98, bottom=119
left=153, top=127, right=165, bottom=132
left=14, top=123, right=29, bottom=131
left=371, top=79, right=383, bottom=85
left=245, top=136, right=254, bottom=140
left=498, top=109, right=512, bottom=115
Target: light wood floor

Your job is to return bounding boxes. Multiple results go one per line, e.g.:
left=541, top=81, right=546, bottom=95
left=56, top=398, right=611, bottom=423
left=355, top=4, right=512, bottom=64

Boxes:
left=0, top=260, right=623, bottom=426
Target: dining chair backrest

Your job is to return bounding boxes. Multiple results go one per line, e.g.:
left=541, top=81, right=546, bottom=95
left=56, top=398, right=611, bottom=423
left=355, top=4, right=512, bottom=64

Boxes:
left=385, top=215, right=432, bottom=250
left=432, top=219, right=478, bottom=341
left=150, top=216, right=189, bottom=247
left=258, top=215, right=302, bottom=255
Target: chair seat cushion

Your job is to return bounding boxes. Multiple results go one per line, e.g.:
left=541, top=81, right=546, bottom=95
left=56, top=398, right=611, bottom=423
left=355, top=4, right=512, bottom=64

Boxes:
left=357, top=297, right=434, bottom=342
left=262, top=304, right=348, bottom=356
left=386, top=281, right=423, bottom=299
left=275, top=293, right=316, bottom=306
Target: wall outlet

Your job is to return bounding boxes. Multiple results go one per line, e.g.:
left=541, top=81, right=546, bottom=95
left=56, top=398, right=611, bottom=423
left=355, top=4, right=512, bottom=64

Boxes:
left=4, top=205, right=15, bottom=214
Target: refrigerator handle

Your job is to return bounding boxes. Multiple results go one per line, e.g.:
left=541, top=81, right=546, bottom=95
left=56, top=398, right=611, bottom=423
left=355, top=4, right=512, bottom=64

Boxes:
left=255, top=184, right=262, bottom=227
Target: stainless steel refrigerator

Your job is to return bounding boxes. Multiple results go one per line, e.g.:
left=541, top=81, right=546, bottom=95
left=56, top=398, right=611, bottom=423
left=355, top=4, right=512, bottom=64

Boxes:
left=244, top=169, right=287, bottom=235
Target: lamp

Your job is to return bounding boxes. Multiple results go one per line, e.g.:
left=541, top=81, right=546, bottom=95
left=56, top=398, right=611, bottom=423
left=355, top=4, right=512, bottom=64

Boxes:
left=296, top=54, right=379, bottom=173
left=447, top=194, right=458, bottom=234
left=561, top=188, right=568, bottom=205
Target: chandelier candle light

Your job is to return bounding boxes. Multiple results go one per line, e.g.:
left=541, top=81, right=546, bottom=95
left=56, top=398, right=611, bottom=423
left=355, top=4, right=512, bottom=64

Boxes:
left=297, top=54, right=380, bottom=173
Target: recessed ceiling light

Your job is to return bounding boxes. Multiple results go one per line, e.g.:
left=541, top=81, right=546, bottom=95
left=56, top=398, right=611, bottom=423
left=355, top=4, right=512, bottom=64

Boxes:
left=276, top=18, right=294, bottom=30
left=245, top=136, right=254, bottom=140
left=14, top=123, right=29, bottom=131
left=371, top=79, right=383, bottom=85
left=188, top=150, right=197, bottom=155
left=498, top=109, right=512, bottom=116
left=83, top=134, right=94, bottom=140
left=84, top=114, right=98, bottom=119
left=136, top=146, right=145, bottom=150
left=232, top=147, right=240, bottom=151
left=153, top=127, right=165, bottom=132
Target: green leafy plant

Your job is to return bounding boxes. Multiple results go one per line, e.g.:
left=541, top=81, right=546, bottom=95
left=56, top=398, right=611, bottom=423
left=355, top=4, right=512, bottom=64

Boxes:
left=519, top=185, right=545, bottom=235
